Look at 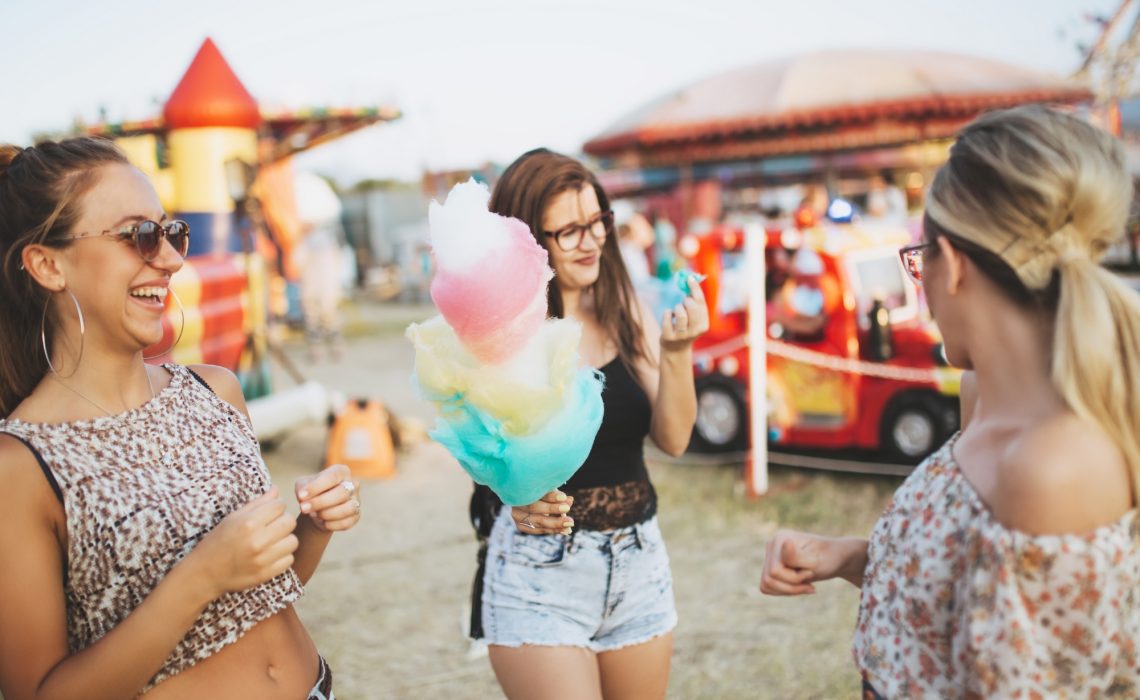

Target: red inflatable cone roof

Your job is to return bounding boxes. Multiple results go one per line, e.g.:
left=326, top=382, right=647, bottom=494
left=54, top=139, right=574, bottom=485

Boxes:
left=163, top=38, right=260, bottom=129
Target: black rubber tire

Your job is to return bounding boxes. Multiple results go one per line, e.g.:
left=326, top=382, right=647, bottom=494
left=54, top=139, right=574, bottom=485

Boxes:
left=880, top=393, right=946, bottom=464
left=690, top=377, right=749, bottom=453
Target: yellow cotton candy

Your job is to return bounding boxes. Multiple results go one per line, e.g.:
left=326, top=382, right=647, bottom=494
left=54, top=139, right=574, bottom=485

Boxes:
left=407, top=315, right=582, bottom=436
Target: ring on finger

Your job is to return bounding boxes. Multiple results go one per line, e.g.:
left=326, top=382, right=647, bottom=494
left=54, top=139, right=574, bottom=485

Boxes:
left=521, top=514, right=536, bottom=529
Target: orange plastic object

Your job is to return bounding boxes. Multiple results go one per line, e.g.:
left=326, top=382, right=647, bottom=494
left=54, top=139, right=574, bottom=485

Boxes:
left=324, top=399, right=396, bottom=479
left=793, top=206, right=817, bottom=229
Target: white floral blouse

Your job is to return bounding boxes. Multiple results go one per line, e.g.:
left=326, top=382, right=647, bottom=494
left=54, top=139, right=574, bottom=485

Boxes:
left=853, top=434, right=1140, bottom=699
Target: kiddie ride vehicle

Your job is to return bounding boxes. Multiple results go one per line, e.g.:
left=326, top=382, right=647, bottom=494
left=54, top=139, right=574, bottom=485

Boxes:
left=680, top=222, right=961, bottom=465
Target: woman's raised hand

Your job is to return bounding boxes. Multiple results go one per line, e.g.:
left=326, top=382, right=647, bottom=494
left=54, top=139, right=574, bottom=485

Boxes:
left=661, top=278, right=709, bottom=351
left=295, top=463, right=362, bottom=532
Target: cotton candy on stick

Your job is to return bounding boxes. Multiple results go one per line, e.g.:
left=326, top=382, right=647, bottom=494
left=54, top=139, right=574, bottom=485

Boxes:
left=408, top=316, right=581, bottom=434
left=428, top=180, right=551, bottom=364
left=408, top=180, right=604, bottom=505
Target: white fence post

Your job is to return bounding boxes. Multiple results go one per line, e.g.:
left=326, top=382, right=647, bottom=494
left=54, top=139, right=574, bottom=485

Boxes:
left=744, top=221, right=768, bottom=496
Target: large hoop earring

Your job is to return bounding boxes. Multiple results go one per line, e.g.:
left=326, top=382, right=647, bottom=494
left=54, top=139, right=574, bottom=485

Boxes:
left=41, top=288, right=85, bottom=378
left=144, top=288, right=186, bottom=361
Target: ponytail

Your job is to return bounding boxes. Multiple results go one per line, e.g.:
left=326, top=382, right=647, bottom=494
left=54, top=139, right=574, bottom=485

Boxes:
left=1051, top=258, right=1140, bottom=501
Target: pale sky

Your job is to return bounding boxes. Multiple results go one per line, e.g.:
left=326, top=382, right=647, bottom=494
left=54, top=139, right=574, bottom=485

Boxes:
left=0, top=0, right=1125, bottom=185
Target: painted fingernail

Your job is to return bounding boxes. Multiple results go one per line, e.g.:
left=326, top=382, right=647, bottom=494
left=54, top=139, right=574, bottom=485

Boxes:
left=563, top=518, right=574, bottom=527
left=299, top=490, right=309, bottom=499
left=562, top=527, right=573, bottom=536
left=555, top=492, right=567, bottom=502
left=558, top=504, right=570, bottom=513
left=301, top=503, right=311, bottom=513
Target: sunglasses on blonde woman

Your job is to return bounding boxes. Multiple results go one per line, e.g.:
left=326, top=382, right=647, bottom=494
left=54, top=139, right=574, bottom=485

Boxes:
left=898, top=242, right=937, bottom=284
left=63, top=219, right=191, bottom=261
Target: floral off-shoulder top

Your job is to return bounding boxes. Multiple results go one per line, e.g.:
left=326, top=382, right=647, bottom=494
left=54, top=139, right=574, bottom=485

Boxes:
left=853, top=433, right=1140, bottom=699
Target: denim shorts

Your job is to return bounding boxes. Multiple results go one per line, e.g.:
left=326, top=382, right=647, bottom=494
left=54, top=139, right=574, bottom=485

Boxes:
left=480, top=508, right=677, bottom=651
left=307, top=656, right=333, bottom=700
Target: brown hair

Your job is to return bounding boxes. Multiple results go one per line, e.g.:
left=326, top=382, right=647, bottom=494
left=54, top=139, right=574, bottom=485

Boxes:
left=489, top=148, right=649, bottom=370
left=0, top=137, right=129, bottom=416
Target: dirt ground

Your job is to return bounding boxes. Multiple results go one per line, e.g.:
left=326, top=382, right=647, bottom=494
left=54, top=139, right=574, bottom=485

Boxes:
left=263, top=300, right=902, bottom=700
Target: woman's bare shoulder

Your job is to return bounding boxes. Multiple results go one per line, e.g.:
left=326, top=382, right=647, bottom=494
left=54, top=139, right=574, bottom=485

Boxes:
left=990, top=413, right=1132, bottom=535
left=186, top=364, right=246, bottom=410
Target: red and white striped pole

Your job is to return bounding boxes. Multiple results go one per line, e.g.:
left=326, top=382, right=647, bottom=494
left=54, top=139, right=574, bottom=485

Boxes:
left=744, top=221, right=768, bottom=497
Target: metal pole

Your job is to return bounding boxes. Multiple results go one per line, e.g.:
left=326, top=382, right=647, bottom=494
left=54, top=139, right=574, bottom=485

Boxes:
left=744, top=221, right=768, bottom=496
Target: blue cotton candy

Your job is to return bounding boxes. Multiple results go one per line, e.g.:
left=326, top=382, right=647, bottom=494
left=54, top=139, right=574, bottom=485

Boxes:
left=676, top=270, right=706, bottom=296
left=429, top=368, right=605, bottom=506
left=638, top=269, right=706, bottom=321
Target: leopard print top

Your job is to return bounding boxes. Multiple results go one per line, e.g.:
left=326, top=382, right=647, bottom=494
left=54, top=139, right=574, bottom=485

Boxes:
left=0, top=364, right=303, bottom=691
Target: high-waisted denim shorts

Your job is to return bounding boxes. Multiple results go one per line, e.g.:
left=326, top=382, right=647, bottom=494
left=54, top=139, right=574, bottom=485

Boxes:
left=480, top=508, right=677, bottom=651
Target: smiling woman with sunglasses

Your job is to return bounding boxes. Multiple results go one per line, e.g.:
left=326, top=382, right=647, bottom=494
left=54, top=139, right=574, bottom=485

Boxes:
left=762, top=106, right=1140, bottom=698
left=0, top=137, right=359, bottom=699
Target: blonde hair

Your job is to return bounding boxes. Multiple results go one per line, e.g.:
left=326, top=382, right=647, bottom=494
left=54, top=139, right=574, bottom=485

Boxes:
left=926, top=105, right=1140, bottom=500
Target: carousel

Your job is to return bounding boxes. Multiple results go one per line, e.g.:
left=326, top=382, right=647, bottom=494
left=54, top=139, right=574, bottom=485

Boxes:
left=583, top=49, right=1091, bottom=219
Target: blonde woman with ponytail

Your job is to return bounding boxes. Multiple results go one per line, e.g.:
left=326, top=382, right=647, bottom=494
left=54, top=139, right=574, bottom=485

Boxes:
left=760, top=105, right=1140, bottom=698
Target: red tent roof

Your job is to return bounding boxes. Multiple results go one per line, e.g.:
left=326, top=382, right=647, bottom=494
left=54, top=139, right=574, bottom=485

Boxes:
left=163, top=38, right=260, bottom=129
left=584, top=50, right=1091, bottom=160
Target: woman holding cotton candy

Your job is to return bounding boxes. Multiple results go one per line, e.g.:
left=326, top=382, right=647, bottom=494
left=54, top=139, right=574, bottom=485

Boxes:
left=471, top=149, right=707, bottom=700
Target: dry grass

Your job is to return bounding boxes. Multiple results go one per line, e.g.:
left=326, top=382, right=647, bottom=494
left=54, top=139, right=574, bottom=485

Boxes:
left=654, top=458, right=901, bottom=700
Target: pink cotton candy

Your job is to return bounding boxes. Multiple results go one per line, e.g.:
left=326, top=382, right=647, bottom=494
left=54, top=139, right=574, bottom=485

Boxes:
left=431, top=217, right=551, bottom=361
left=457, top=286, right=548, bottom=364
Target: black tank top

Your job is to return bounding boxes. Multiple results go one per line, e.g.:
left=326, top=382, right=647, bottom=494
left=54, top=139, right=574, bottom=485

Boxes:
left=562, top=356, right=657, bottom=530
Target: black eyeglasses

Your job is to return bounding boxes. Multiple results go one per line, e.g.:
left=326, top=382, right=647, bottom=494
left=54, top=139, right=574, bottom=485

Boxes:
left=543, top=210, right=613, bottom=252
left=64, top=219, right=191, bottom=261
left=898, top=242, right=937, bottom=284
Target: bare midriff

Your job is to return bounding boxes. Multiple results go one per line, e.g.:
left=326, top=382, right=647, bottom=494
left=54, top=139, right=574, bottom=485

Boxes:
left=144, top=608, right=318, bottom=700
